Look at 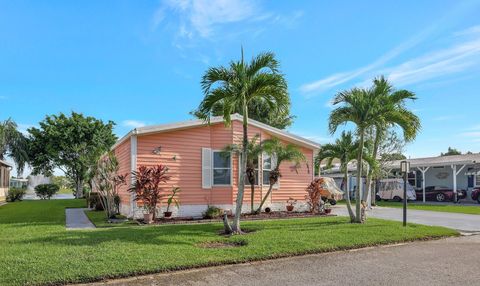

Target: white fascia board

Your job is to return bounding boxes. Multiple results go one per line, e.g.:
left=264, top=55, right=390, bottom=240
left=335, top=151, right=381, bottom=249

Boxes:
left=111, top=114, right=321, bottom=152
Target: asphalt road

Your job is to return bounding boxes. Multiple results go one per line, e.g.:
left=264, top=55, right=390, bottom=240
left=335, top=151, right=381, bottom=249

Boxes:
left=83, top=235, right=480, bottom=286
left=333, top=205, right=480, bottom=232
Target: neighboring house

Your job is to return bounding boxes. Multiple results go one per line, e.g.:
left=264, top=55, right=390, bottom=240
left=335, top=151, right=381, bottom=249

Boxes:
left=10, top=178, right=29, bottom=189
left=387, top=154, right=480, bottom=202
left=0, top=160, right=13, bottom=203
left=111, top=114, right=320, bottom=218
left=322, top=154, right=480, bottom=202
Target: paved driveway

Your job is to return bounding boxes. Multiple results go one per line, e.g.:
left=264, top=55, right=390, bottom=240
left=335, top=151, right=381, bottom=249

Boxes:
left=333, top=205, right=480, bottom=232
left=82, top=235, right=480, bottom=286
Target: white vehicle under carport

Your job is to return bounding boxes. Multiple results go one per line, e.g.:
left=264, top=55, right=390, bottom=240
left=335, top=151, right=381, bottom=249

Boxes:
left=376, top=179, right=416, bottom=202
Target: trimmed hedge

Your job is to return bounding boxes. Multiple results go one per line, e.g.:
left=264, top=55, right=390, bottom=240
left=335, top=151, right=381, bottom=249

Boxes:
left=34, top=184, right=59, bottom=200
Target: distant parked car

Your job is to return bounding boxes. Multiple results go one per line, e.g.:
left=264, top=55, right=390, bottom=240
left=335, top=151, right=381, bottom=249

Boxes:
left=471, top=188, right=480, bottom=204
left=376, top=179, right=416, bottom=202
left=415, top=186, right=467, bottom=202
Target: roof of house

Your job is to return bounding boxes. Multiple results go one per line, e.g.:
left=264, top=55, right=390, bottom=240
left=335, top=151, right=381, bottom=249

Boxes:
left=388, top=153, right=480, bottom=168
left=0, top=159, right=13, bottom=168
left=112, top=114, right=321, bottom=151
left=321, top=153, right=480, bottom=176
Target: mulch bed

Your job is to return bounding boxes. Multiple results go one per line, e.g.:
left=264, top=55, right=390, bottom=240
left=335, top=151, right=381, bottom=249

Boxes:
left=140, top=211, right=336, bottom=225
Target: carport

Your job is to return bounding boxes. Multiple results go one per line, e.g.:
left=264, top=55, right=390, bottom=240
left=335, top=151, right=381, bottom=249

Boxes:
left=388, top=154, right=480, bottom=203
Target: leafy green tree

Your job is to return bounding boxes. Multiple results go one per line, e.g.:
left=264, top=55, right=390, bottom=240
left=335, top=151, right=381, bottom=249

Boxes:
left=316, top=131, right=361, bottom=222
left=329, top=88, right=377, bottom=222
left=0, top=118, right=29, bottom=176
left=195, top=49, right=289, bottom=234
left=441, top=147, right=462, bottom=156
left=28, top=112, right=116, bottom=198
left=329, top=77, right=420, bottom=222
left=256, top=137, right=306, bottom=213
left=381, top=152, right=406, bottom=161
left=364, top=76, right=420, bottom=205
left=222, top=134, right=264, bottom=214
left=193, top=97, right=294, bottom=129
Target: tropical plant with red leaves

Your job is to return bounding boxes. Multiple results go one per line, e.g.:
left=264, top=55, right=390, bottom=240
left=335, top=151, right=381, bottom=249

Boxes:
left=130, top=165, right=170, bottom=220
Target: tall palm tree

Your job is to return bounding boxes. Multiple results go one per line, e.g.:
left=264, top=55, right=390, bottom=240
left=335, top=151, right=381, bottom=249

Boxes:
left=364, top=76, right=421, bottom=205
left=256, top=137, right=306, bottom=213
left=329, top=88, right=379, bottom=223
left=196, top=49, right=289, bottom=233
left=222, top=134, right=264, bottom=213
left=0, top=118, right=29, bottom=176
left=316, top=131, right=358, bottom=222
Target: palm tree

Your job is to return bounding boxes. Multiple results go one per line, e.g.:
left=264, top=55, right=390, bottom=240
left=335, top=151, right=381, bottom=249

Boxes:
left=222, top=134, right=264, bottom=213
left=329, top=88, right=379, bottom=223
left=364, top=76, right=421, bottom=205
left=196, top=49, right=289, bottom=233
left=0, top=118, right=29, bottom=176
left=256, top=137, right=306, bottom=213
left=316, top=131, right=357, bottom=221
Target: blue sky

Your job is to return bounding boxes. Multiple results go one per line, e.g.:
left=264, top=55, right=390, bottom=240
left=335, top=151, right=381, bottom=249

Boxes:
left=1, top=0, right=480, bottom=171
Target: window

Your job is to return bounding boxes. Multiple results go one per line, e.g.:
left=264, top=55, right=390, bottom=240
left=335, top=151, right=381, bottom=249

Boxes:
left=407, top=171, right=416, bottom=188
left=262, top=153, right=277, bottom=185
left=476, top=173, right=480, bottom=187
left=213, top=151, right=231, bottom=185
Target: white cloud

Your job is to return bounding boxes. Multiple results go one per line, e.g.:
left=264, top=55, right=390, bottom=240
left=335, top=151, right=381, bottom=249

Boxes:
left=152, top=0, right=303, bottom=43
left=17, top=123, right=36, bottom=135
left=153, top=0, right=259, bottom=38
left=432, top=115, right=462, bottom=121
left=381, top=38, right=480, bottom=87
left=300, top=22, right=480, bottom=97
left=122, top=120, right=147, bottom=129
left=300, top=22, right=437, bottom=96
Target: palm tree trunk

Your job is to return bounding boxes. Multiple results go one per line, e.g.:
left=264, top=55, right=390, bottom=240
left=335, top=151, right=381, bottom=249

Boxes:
left=257, top=184, right=274, bottom=213
left=232, top=106, right=248, bottom=233
left=363, top=127, right=382, bottom=205
left=355, top=129, right=365, bottom=223
left=250, top=183, right=255, bottom=214
left=344, top=170, right=355, bottom=222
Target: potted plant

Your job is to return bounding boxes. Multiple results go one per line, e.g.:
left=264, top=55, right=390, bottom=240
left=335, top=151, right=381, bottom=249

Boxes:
left=286, top=197, right=297, bottom=212
left=324, top=201, right=332, bottom=214
left=129, top=165, right=171, bottom=224
left=164, top=187, right=181, bottom=218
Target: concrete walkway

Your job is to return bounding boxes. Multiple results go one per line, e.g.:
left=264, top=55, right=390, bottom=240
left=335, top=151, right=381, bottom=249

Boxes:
left=81, top=235, right=480, bottom=286
left=333, top=205, right=480, bottom=232
left=65, top=208, right=95, bottom=230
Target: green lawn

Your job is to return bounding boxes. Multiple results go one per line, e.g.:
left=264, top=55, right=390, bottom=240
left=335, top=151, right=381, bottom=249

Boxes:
left=0, top=200, right=458, bottom=286
left=376, top=201, right=480, bottom=215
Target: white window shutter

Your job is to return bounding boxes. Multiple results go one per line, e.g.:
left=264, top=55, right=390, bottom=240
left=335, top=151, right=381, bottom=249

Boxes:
left=202, top=148, right=212, bottom=189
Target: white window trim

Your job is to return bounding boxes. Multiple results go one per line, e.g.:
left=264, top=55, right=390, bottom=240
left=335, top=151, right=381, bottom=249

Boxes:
left=212, top=150, right=233, bottom=187
left=262, top=152, right=279, bottom=189
left=475, top=174, right=480, bottom=187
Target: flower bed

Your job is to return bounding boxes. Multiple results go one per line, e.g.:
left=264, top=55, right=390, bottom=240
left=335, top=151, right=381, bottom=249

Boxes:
left=142, top=211, right=336, bottom=225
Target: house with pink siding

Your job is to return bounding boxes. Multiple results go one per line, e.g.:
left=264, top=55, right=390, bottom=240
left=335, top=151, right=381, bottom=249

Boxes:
left=112, top=114, right=320, bottom=218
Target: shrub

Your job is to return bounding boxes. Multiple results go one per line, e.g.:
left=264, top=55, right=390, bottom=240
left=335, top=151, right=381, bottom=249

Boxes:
left=6, top=187, right=26, bottom=202
left=87, top=192, right=104, bottom=211
left=203, top=206, right=222, bottom=219
left=34, top=184, right=60, bottom=200
left=129, top=165, right=170, bottom=220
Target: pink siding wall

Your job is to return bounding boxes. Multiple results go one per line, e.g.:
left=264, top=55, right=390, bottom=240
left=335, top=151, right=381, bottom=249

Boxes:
left=113, top=120, right=315, bottom=211
left=231, top=121, right=314, bottom=205
left=114, top=139, right=131, bottom=206
left=136, top=124, right=233, bottom=206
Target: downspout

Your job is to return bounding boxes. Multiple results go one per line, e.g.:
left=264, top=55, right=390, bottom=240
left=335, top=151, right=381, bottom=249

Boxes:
left=130, top=129, right=138, bottom=218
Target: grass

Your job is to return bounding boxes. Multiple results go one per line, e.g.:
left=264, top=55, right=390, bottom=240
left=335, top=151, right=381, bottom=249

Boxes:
left=375, top=201, right=480, bottom=215
left=85, top=210, right=137, bottom=228
left=0, top=200, right=458, bottom=286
